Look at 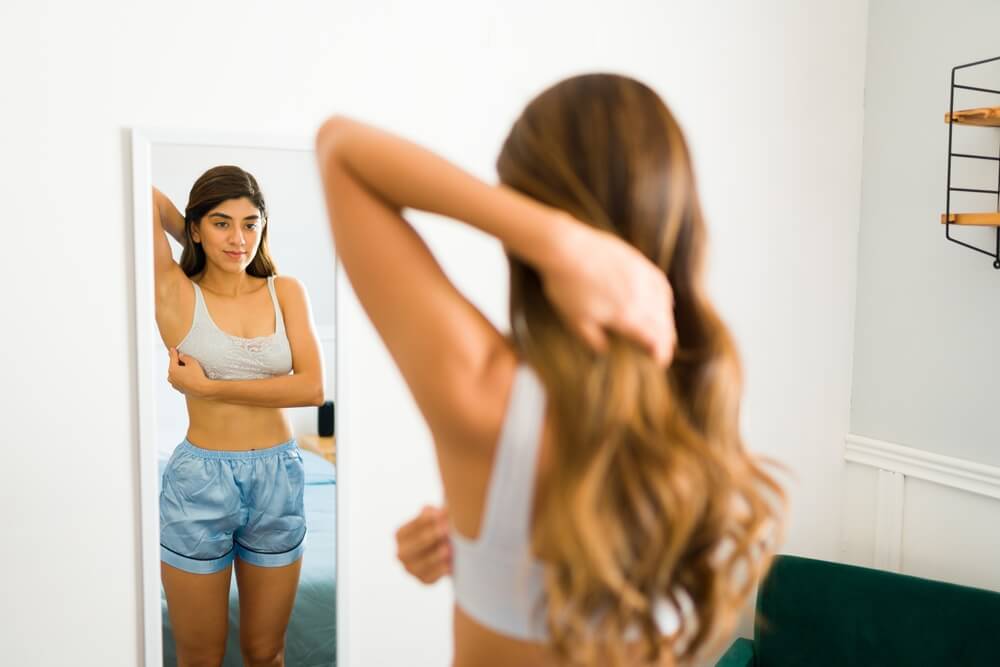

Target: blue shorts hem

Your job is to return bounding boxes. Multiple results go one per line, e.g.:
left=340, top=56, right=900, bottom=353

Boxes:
left=160, top=545, right=235, bottom=574
left=235, top=534, right=307, bottom=568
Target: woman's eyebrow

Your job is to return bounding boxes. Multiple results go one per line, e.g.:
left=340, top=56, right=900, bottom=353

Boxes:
left=207, top=212, right=260, bottom=220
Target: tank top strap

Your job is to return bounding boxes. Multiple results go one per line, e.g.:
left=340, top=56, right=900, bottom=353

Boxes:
left=266, top=275, right=286, bottom=333
left=189, top=281, right=209, bottom=326
left=476, top=363, right=548, bottom=547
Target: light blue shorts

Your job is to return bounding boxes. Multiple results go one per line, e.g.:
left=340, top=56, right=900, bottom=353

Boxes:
left=159, top=438, right=306, bottom=574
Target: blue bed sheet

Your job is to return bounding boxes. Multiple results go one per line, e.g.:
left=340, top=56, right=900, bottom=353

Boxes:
left=159, top=447, right=337, bottom=666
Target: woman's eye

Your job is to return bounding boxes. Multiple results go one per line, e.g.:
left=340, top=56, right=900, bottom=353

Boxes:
left=215, top=222, right=228, bottom=228
left=246, top=224, right=258, bottom=231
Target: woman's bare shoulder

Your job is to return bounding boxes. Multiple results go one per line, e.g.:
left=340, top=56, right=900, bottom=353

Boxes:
left=272, top=274, right=304, bottom=291
left=271, top=274, right=309, bottom=307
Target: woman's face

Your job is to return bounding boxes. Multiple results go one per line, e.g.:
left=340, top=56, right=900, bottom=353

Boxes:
left=191, top=197, right=265, bottom=274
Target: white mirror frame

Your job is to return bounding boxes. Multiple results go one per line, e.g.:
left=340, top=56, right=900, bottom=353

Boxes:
left=129, top=128, right=350, bottom=666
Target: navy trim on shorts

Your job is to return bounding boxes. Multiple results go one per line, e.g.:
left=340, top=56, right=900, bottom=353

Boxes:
left=160, top=543, right=235, bottom=562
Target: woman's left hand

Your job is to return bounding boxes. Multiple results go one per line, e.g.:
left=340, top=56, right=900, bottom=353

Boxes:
left=539, top=216, right=676, bottom=367
left=167, top=348, right=212, bottom=399
left=395, top=505, right=452, bottom=585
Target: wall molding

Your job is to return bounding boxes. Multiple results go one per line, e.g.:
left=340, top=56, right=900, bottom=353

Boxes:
left=845, top=434, right=1000, bottom=572
left=872, top=469, right=904, bottom=571
left=844, top=434, right=1000, bottom=501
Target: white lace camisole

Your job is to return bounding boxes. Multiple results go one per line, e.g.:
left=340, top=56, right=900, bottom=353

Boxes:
left=176, top=275, right=293, bottom=381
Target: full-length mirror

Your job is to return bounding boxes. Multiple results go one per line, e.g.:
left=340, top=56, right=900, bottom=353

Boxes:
left=131, top=130, right=338, bottom=666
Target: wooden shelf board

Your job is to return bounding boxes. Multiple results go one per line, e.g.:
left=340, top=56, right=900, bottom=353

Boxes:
left=944, top=106, right=1000, bottom=126
left=940, top=212, right=1000, bottom=226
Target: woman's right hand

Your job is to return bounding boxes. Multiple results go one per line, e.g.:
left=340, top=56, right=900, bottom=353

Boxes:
left=539, top=215, right=676, bottom=367
left=395, top=505, right=452, bottom=585
left=153, top=187, right=187, bottom=246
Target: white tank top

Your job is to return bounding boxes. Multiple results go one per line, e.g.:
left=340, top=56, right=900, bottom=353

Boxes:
left=176, top=276, right=293, bottom=381
left=450, top=363, right=685, bottom=642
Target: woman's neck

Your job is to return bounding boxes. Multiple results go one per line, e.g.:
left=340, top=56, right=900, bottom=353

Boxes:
left=195, top=265, right=261, bottom=297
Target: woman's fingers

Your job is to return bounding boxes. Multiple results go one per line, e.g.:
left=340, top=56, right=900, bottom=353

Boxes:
left=396, top=505, right=452, bottom=584
left=627, top=268, right=673, bottom=365
left=404, top=541, right=453, bottom=584
left=575, top=321, right=609, bottom=355
left=541, top=222, right=676, bottom=366
left=604, top=288, right=673, bottom=367
left=396, top=506, right=442, bottom=545
left=396, top=520, right=444, bottom=561
left=167, top=349, right=180, bottom=387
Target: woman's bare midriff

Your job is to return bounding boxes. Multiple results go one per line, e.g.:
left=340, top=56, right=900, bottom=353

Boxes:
left=453, top=605, right=669, bottom=667
left=452, top=604, right=553, bottom=667
left=183, top=395, right=293, bottom=451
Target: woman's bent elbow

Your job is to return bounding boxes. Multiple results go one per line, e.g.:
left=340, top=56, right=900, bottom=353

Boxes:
left=315, top=115, right=352, bottom=159
left=311, top=385, right=326, bottom=407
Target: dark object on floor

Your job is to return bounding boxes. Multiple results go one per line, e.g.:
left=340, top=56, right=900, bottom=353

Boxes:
left=319, top=400, right=335, bottom=437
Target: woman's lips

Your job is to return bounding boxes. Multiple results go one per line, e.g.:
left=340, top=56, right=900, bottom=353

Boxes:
left=224, top=251, right=245, bottom=260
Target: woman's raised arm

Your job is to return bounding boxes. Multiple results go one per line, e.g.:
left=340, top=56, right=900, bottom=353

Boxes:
left=314, top=116, right=673, bottom=446
left=152, top=187, right=188, bottom=299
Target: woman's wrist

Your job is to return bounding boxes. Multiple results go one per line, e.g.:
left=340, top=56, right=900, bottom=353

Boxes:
left=477, top=183, right=572, bottom=271
left=196, top=378, right=218, bottom=400
left=510, top=207, right=579, bottom=274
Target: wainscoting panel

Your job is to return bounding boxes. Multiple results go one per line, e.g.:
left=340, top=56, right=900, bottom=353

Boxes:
left=842, top=434, right=1000, bottom=592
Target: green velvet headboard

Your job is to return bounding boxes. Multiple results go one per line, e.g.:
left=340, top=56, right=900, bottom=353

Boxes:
left=752, top=555, right=1000, bottom=666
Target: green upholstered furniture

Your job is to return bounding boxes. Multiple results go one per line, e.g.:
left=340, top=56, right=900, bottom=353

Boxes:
left=716, top=554, right=1000, bottom=666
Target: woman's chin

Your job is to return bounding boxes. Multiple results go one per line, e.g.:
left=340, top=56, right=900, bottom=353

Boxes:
left=207, top=259, right=249, bottom=274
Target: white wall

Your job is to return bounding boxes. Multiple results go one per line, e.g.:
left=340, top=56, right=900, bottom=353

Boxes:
left=851, top=0, right=1000, bottom=467
left=1, top=1, right=868, bottom=665
left=843, top=0, right=1000, bottom=593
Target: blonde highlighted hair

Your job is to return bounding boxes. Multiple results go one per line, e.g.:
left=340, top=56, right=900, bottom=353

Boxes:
left=496, top=73, right=785, bottom=666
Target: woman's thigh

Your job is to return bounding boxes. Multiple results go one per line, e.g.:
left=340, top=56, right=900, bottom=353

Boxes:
left=234, top=557, right=303, bottom=657
left=161, top=561, right=233, bottom=664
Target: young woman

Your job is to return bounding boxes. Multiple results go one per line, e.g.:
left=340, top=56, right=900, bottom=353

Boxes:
left=316, top=73, right=784, bottom=666
left=152, top=166, right=325, bottom=667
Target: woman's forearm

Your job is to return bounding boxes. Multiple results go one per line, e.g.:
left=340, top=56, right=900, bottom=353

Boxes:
left=202, top=373, right=324, bottom=408
left=153, top=187, right=187, bottom=245
left=315, top=116, right=575, bottom=272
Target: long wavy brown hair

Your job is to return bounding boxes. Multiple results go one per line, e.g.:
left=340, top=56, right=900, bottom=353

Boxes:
left=179, top=165, right=277, bottom=278
left=496, top=73, right=786, bottom=666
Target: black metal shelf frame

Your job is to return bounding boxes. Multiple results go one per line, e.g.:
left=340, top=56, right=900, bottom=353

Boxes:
left=945, top=55, right=1000, bottom=268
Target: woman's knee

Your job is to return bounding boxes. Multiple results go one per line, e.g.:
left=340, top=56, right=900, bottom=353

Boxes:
left=175, top=646, right=227, bottom=667
left=240, top=640, right=285, bottom=667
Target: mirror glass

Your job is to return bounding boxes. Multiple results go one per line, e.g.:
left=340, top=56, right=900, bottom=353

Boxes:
left=140, top=137, right=337, bottom=666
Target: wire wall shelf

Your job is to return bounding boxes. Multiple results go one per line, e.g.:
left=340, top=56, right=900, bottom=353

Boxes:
left=943, top=55, right=1000, bottom=268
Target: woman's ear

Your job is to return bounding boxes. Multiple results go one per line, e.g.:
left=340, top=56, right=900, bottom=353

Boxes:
left=190, top=221, right=201, bottom=244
